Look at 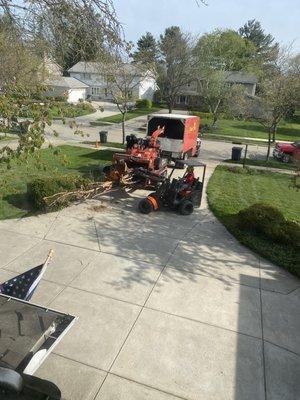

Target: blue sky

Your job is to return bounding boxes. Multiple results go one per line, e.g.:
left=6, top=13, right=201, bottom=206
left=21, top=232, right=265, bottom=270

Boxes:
left=114, top=0, right=300, bottom=53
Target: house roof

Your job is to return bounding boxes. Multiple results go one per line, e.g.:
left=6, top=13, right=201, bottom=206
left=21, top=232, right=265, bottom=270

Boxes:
left=223, top=71, right=258, bottom=84
left=46, top=77, right=89, bottom=89
left=68, top=61, right=146, bottom=76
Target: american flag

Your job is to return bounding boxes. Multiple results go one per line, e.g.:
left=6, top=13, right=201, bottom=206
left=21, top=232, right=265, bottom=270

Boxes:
left=0, top=265, right=45, bottom=301
left=0, top=250, right=53, bottom=301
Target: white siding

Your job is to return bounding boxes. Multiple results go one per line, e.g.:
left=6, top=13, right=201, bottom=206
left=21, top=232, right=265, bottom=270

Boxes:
left=139, top=77, right=156, bottom=100
left=67, top=88, right=87, bottom=103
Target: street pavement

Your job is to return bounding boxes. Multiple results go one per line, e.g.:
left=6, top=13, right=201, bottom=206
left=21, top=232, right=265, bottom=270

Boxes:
left=0, top=107, right=299, bottom=400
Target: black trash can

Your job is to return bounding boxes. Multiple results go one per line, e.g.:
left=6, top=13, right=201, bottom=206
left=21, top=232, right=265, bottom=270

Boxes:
left=99, top=131, right=108, bottom=143
left=231, top=146, right=243, bottom=161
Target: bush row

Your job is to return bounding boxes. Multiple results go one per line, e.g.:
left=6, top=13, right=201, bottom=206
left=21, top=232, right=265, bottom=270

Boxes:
left=135, top=99, right=152, bottom=109
left=237, top=203, right=300, bottom=246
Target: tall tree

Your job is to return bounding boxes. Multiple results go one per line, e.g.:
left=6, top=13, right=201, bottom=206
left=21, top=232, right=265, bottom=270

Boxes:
left=193, top=30, right=257, bottom=126
left=194, top=29, right=257, bottom=72
left=158, top=26, right=194, bottom=113
left=133, top=32, right=158, bottom=66
left=104, top=46, right=151, bottom=144
left=238, top=19, right=279, bottom=72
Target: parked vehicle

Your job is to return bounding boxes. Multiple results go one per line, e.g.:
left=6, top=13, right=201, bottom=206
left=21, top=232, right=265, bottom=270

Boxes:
left=147, top=114, right=201, bottom=162
left=273, top=141, right=300, bottom=163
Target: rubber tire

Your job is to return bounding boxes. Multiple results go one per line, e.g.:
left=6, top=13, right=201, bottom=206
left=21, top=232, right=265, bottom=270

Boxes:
left=102, top=165, right=112, bottom=174
left=282, top=154, right=291, bottom=163
left=138, top=198, right=153, bottom=214
left=178, top=200, right=194, bottom=216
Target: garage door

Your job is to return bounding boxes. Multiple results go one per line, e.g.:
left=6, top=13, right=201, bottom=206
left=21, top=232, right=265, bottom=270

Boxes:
left=68, top=88, right=87, bottom=103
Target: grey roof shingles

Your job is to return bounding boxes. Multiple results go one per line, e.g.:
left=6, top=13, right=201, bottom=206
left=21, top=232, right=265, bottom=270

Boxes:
left=46, top=77, right=89, bottom=89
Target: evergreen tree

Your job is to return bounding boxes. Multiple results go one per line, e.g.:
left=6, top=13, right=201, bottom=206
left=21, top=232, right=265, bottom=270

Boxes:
left=133, top=32, right=158, bottom=65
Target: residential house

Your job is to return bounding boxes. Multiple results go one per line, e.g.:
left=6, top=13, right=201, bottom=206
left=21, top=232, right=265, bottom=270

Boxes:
left=68, top=61, right=156, bottom=101
left=176, top=71, right=258, bottom=108
left=44, top=77, right=89, bottom=103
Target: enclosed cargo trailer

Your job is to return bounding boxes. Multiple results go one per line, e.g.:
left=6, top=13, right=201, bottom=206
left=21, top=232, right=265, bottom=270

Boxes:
left=147, top=114, right=201, bottom=161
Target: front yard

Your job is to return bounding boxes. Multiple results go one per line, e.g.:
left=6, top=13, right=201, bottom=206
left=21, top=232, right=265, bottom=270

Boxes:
left=90, top=106, right=162, bottom=126
left=197, top=112, right=300, bottom=142
left=207, top=166, right=300, bottom=277
left=0, top=145, right=114, bottom=220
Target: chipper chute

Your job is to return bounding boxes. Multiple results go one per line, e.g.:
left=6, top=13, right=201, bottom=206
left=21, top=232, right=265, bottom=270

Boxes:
left=0, top=294, right=76, bottom=399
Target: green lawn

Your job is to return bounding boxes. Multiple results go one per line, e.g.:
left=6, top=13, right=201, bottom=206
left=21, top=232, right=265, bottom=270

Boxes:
left=207, top=166, right=300, bottom=276
left=196, top=112, right=300, bottom=142
left=223, top=158, right=297, bottom=170
left=0, top=145, right=114, bottom=220
left=91, top=106, right=162, bottom=126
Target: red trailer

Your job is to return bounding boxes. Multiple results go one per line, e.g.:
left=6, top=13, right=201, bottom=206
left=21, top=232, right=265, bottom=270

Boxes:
left=147, top=114, right=201, bottom=161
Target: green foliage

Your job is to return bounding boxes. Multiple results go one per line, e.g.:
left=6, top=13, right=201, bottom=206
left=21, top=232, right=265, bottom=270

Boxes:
left=194, top=29, right=257, bottom=72
left=238, top=19, right=279, bottom=69
left=133, top=32, right=158, bottom=65
left=27, top=174, right=91, bottom=211
left=135, top=99, right=152, bottom=109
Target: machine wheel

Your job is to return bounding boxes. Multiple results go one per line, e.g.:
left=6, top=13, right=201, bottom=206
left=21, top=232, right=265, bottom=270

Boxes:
left=102, top=165, right=112, bottom=175
left=282, top=154, right=291, bottom=163
left=179, top=200, right=194, bottom=216
left=139, top=198, right=153, bottom=214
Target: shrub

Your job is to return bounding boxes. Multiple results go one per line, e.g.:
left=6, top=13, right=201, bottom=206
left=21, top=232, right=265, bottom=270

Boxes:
left=237, top=203, right=300, bottom=246
left=27, top=174, right=91, bottom=211
left=136, top=99, right=152, bottom=109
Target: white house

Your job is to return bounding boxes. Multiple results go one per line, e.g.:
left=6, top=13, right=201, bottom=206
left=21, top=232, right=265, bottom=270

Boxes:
left=45, top=76, right=89, bottom=103
left=68, top=61, right=156, bottom=101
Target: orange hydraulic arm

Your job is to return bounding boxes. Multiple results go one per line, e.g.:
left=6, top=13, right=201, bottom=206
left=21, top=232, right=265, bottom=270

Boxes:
left=150, top=125, right=165, bottom=147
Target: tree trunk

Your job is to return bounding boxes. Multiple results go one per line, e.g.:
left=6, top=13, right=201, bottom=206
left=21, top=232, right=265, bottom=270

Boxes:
left=266, top=128, right=272, bottom=161
left=121, top=112, right=126, bottom=144
left=272, top=125, right=277, bottom=143
left=168, top=102, right=173, bottom=114
left=211, top=113, right=218, bottom=128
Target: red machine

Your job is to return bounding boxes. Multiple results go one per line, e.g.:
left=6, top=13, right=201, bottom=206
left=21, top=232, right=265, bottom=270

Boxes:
left=147, top=114, right=201, bottom=161
left=104, top=126, right=168, bottom=184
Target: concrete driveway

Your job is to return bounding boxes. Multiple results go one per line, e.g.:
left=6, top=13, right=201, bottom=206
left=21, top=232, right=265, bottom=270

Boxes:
left=0, top=146, right=299, bottom=400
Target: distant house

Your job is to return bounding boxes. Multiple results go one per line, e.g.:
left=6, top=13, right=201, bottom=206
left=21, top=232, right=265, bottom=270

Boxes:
left=44, top=77, right=89, bottom=103
left=68, top=61, right=156, bottom=101
left=176, top=71, right=258, bottom=107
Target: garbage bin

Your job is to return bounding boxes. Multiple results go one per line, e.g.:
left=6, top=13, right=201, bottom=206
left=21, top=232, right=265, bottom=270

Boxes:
left=99, top=131, right=108, bottom=143
left=231, top=146, right=243, bottom=161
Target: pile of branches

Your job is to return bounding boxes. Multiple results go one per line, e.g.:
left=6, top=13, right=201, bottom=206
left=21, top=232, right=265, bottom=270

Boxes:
left=42, top=170, right=136, bottom=210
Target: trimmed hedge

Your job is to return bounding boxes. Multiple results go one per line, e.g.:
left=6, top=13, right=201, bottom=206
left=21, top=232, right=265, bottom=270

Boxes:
left=135, top=99, right=152, bottom=109
left=27, top=174, right=91, bottom=211
left=237, top=203, right=300, bottom=246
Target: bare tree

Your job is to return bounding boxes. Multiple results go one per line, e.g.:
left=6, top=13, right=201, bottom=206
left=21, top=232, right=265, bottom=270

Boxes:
left=253, top=73, right=299, bottom=160
left=104, top=49, right=154, bottom=143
